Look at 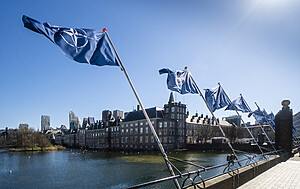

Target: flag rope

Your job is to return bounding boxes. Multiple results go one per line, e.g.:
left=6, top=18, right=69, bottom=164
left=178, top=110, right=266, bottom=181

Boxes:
left=103, top=29, right=181, bottom=189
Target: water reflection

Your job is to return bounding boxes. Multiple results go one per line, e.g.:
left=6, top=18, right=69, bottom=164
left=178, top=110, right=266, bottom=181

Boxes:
left=0, top=150, right=259, bottom=188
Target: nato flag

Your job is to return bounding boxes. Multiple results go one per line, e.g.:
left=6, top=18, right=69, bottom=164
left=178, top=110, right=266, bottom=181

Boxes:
left=159, top=68, right=198, bottom=95
left=204, top=85, right=230, bottom=112
left=22, top=15, right=119, bottom=67
left=225, top=96, right=251, bottom=113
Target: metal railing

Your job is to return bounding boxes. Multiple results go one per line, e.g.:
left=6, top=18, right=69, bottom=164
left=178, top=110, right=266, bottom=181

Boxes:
left=127, top=149, right=284, bottom=189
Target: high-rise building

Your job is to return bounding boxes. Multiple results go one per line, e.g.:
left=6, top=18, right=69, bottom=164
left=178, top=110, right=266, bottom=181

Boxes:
left=113, top=110, right=124, bottom=119
left=223, top=115, right=241, bottom=127
left=102, top=110, right=112, bottom=122
left=293, top=111, right=300, bottom=137
left=69, top=110, right=81, bottom=130
left=41, top=115, right=50, bottom=131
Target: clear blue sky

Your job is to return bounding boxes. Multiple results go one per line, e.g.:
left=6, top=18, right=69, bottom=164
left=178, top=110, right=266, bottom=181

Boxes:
left=0, top=0, right=299, bottom=130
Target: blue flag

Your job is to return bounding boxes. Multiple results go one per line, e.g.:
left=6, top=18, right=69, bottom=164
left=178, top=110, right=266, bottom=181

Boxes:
left=248, top=107, right=267, bottom=124
left=225, top=96, right=251, bottom=113
left=204, top=85, right=230, bottom=112
left=22, top=15, right=119, bottom=67
left=159, top=68, right=198, bottom=94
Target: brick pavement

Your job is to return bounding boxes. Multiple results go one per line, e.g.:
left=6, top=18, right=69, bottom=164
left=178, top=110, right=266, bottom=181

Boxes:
left=238, top=155, right=300, bottom=189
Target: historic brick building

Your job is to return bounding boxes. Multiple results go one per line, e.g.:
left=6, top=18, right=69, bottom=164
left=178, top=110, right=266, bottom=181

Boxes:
left=54, top=93, right=234, bottom=150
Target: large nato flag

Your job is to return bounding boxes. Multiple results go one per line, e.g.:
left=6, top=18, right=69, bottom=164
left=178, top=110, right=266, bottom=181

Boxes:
left=159, top=68, right=198, bottom=94
left=22, top=15, right=119, bottom=67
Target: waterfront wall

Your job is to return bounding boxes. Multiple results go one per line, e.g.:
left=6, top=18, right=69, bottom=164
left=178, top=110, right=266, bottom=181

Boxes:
left=196, top=152, right=290, bottom=189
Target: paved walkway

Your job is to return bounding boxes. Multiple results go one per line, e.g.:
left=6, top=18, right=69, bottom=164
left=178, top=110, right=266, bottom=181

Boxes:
left=238, top=155, right=300, bottom=189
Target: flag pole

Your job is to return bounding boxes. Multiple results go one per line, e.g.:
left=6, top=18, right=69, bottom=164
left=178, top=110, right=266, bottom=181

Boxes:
left=254, top=102, right=275, bottom=133
left=255, top=102, right=299, bottom=142
left=241, top=94, right=277, bottom=154
left=186, top=68, right=241, bottom=165
left=103, top=29, right=181, bottom=189
left=218, top=83, right=266, bottom=157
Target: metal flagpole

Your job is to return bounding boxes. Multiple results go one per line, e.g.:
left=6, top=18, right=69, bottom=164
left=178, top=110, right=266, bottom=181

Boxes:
left=187, top=69, right=241, bottom=165
left=219, top=83, right=265, bottom=156
left=254, top=102, right=275, bottom=133
left=103, top=29, right=180, bottom=189
left=241, top=94, right=277, bottom=154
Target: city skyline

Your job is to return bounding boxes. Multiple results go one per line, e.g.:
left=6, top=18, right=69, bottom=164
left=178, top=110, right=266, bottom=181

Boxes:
left=1, top=0, right=300, bottom=130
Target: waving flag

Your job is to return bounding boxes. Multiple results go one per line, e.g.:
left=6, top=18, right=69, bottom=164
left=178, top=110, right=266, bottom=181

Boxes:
left=225, top=96, right=251, bottom=113
left=248, top=107, right=266, bottom=123
left=22, top=15, right=119, bottom=67
left=159, top=68, right=198, bottom=94
left=204, top=85, right=230, bottom=112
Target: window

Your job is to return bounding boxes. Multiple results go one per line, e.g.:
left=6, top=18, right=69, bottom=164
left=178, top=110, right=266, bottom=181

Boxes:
left=146, top=122, right=148, bottom=125
left=140, top=136, right=143, bottom=143
left=145, top=127, right=148, bottom=134
left=130, top=128, right=133, bottom=134
left=145, top=136, right=149, bottom=143
left=159, top=130, right=162, bottom=135
left=126, top=124, right=128, bottom=127
left=171, top=114, right=175, bottom=119
left=164, top=122, right=167, bottom=127
left=166, top=108, right=169, bottom=113
left=140, top=127, right=143, bottom=134
left=130, top=123, right=133, bottom=127
left=151, top=136, right=154, bottom=143
left=171, top=107, right=175, bottom=112
left=134, top=128, right=137, bottom=134
left=159, top=122, right=163, bottom=128
left=164, top=129, right=168, bottom=135
left=151, top=121, right=154, bottom=125
left=140, top=122, right=143, bottom=126
left=135, top=122, right=138, bottom=126
left=126, top=129, right=129, bottom=133
left=121, top=124, right=124, bottom=128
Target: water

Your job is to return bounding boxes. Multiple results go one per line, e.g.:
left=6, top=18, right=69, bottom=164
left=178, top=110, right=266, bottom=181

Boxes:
left=0, top=150, right=260, bottom=188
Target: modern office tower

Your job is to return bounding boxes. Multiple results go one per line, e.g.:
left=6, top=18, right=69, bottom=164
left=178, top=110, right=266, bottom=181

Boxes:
left=102, top=110, right=112, bottom=122
left=69, top=110, right=81, bottom=130
left=113, top=110, right=124, bottom=120
left=294, top=111, right=300, bottom=137
left=41, top=115, right=50, bottom=131
left=223, top=115, right=241, bottom=127
left=19, top=123, right=29, bottom=131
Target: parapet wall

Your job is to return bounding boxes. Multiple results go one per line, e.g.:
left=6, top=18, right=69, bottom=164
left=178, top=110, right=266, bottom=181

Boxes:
left=194, top=152, right=290, bottom=189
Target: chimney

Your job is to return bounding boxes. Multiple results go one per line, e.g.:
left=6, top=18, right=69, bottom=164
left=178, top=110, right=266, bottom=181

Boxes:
left=137, top=105, right=140, bottom=111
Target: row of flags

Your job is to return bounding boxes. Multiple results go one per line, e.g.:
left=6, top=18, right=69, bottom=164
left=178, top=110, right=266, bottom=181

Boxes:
left=159, top=67, right=276, bottom=128
left=22, top=15, right=286, bottom=133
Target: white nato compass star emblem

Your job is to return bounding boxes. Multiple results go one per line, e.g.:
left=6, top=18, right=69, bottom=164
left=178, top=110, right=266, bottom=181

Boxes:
left=59, top=28, right=89, bottom=52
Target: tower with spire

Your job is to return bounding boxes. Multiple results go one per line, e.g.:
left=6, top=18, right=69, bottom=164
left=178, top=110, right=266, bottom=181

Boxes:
left=163, top=92, right=187, bottom=148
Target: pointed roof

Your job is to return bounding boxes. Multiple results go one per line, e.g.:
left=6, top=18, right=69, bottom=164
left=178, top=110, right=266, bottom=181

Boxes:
left=168, top=92, right=174, bottom=104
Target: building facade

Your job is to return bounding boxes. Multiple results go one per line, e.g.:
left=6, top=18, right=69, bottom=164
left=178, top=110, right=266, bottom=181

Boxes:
left=41, top=115, right=50, bottom=131
left=55, top=93, right=234, bottom=151
left=69, top=110, right=81, bottom=130
left=293, top=111, right=300, bottom=138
